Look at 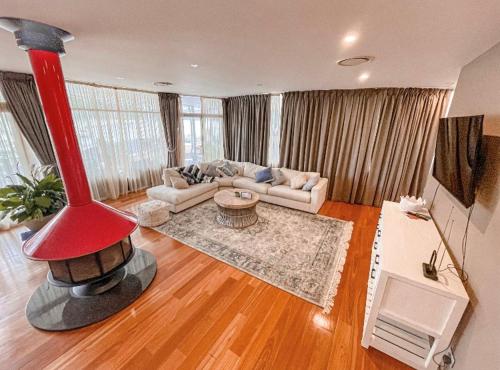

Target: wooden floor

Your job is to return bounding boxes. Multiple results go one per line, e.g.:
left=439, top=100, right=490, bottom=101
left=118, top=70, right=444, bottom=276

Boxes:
left=0, top=192, right=410, bottom=370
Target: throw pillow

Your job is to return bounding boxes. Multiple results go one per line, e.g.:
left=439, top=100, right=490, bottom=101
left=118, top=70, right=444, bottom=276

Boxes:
left=225, top=160, right=244, bottom=176
left=270, top=168, right=286, bottom=186
left=217, top=162, right=236, bottom=177
left=177, top=165, right=197, bottom=185
left=290, top=173, right=308, bottom=189
left=200, top=175, right=214, bottom=183
left=243, top=162, right=266, bottom=179
left=302, top=173, right=320, bottom=191
left=204, top=164, right=220, bottom=178
left=170, top=176, right=189, bottom=189
left=162, top=168, right=182, bottom=187
left=280, top=168, right=303, bottom=186
left=255, top=167, right=273, bottom=183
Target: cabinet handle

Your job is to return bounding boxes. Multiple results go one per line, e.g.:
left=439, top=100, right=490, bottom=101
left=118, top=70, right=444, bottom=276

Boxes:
left=373, top=241, right=378, bottom=250
left=375, top=255, right=380, bottom=264
left=377, top=229, right=381, bottom=237
left=370, top=268, right=376, bottom=279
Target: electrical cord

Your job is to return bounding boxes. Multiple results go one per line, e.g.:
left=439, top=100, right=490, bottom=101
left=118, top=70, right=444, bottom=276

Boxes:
left=430, top=182, right=441, bottom=210
left=438, top=203, right=474, bottom=284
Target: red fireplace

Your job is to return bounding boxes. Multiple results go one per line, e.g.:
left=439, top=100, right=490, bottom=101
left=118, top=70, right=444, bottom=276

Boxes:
left=0, top=17, right=157, bottom=330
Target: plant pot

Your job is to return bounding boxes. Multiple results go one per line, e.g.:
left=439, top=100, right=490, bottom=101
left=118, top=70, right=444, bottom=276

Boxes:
left=24, top=214, right=56, bottom=233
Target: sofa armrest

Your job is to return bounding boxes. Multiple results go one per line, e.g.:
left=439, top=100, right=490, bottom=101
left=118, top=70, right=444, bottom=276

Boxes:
left=311, top=178, right=328, bottom=213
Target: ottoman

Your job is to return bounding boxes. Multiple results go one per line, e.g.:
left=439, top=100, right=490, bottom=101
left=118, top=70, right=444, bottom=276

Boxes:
left=137, top=200, right=170, bottom=227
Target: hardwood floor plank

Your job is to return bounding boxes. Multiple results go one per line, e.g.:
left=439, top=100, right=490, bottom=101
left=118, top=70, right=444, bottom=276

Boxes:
left=0, top=191, right=410, bottom=370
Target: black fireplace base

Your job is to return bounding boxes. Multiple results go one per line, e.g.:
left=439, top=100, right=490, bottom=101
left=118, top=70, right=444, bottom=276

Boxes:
left=26, top=248, right=157, bottom=331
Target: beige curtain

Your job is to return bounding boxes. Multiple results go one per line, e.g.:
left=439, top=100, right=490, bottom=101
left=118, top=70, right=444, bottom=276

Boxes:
left=223, top=94, right=270, bottom=165
left=280, top=88, right=450, bottom=206
left=158, top=92, right=182, bottom=167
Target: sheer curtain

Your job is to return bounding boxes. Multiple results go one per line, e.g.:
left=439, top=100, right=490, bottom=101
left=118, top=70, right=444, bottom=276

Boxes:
left=268, top=94, right=282, bottom=167
left=180, top=96, right=224, bottom=164
left=67, top=83, right=168, bottom=200
left=0, top=91, right=39, bottom=187
left=0, top=91, right=39, bottom=230
left=202, top=98, right=224, bottom=162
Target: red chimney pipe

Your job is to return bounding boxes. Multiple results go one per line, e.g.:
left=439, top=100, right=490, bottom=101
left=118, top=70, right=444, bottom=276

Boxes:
left=28, top=49, right=93, bottom=206
left=0, top=18, right=137, bottom=261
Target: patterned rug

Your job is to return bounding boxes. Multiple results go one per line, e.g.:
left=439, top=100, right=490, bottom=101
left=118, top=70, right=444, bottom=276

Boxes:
left=153, top=200, right=353, bottom=313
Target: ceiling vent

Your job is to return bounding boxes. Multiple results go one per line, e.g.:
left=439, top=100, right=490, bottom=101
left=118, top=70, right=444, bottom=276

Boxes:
left=153, top=81, right=173, bottom=86
left=337, top=56, right=374, bottom=67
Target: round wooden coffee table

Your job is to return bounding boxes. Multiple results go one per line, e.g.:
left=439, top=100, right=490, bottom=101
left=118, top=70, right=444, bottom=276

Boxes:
left=214, top=189, right=260, bottom=228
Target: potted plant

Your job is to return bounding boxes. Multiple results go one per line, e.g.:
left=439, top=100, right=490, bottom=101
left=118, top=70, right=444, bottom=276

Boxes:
left=0, top=166, right=66, bottom=232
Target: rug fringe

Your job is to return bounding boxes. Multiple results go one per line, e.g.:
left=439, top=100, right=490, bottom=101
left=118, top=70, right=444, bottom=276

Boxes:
left=322, top=220, right=354, bottom=314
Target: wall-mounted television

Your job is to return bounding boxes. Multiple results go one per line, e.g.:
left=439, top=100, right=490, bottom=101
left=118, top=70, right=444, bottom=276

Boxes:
left=433, top=115, right=483, bottom=208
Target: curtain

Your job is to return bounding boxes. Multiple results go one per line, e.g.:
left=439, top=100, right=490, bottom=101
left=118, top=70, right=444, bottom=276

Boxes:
left=280, top=88, right=450, bottom=206
left=268, top=94, right=282, bottom=167
left=66, top=83, right=168, bottom=200
left=201, top=97, right=224, bottom=162
left=0, top=71, right=57, bottom=166
left=158, top=93, right=181, bottom=167
left=223, top=94, right=270, bottom=165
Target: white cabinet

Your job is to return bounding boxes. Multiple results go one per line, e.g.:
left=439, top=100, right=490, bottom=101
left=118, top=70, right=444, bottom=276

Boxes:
left=362, top=201, right=469, bottom=370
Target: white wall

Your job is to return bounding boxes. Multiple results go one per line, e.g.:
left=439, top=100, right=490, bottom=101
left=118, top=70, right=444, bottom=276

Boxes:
left=422, top=42, right=500, bottom=370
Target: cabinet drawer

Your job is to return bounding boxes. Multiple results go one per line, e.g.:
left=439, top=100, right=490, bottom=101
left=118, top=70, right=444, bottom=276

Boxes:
left=380, top=277, right=455, bottom=335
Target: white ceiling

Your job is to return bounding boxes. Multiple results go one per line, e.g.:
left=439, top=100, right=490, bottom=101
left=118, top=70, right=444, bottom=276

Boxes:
left=1, top=0, right=500, bottom=97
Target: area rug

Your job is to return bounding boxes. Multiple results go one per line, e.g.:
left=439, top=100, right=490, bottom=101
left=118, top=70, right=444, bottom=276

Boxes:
left=153, top=200, right=353, bottom=313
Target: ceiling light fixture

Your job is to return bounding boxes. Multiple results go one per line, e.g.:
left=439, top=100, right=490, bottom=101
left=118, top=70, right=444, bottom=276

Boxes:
left=190, top=64, right=199, bottom=68
left=337, top=56, right=374, bottom=67
left=358, top=72, right=370, bottom=82
left=153, top=81, right=173, bottom=87
left=343, top=33, right=358, bottom=45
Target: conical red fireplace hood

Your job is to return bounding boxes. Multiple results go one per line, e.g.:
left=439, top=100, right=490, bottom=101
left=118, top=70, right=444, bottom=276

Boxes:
left=0, top=18, right=137, bottom=261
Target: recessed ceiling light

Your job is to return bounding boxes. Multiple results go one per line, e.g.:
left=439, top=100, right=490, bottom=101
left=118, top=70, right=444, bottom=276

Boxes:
left=337, top=56, right=374, bottom=67
left=153, top=81, right=173, bottom=87
left=358, top=72, right=370, bottom=82
left=115, top=77, right=125, bottom=80
left=343, top=33, right=358, bottom=45
left=190, top=64, right=199, bottom=68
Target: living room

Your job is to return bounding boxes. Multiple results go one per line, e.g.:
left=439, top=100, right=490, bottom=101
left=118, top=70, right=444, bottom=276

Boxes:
left=0, top=1, right=499, bottom=370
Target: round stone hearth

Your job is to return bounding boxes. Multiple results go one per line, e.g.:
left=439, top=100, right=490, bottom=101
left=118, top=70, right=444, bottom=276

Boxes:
left=26, top=248, right=157, bottom=331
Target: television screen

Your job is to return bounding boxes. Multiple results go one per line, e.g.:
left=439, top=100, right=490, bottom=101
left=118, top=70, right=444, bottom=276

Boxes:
left=433, top=115, right=483, bottom=208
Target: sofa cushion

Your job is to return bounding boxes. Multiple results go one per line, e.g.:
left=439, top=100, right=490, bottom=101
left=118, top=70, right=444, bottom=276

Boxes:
left=147, top=182, right=218, bottom=205
left=233, top=177, right=271, bottom=194
left=214, top=176, right=237, bottom=187
left=280, top=168, right=320, bottom=186
left=268, top=185, right=311, bottom=203
left=243, top=162, right=266, bottom=179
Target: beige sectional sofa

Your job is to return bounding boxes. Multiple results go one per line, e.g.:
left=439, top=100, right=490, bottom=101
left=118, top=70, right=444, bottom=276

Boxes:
left=146, top=161, right=328, bottom=214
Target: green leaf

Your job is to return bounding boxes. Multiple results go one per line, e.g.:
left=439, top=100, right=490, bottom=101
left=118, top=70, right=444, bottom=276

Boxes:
left=17, top=173, right=35, bottom=185
left=34, top=196, right=52, bottom=208
left=0, top=187, right=16, bottom=197
left=1, top=197, right=23, bottom=207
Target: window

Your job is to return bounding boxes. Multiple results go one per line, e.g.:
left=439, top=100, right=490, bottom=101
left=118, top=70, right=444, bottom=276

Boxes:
left=181, top=96, right=224, bottom=165
left=0, top=91, right=39, bottom=187
left=66, top=83, right=168, bottom=200
left=268, top=94, right=282, bottom=167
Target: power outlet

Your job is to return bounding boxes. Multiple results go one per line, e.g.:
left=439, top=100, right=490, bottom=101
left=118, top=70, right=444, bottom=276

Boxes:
left=442, top=349, right=456, bottom=369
